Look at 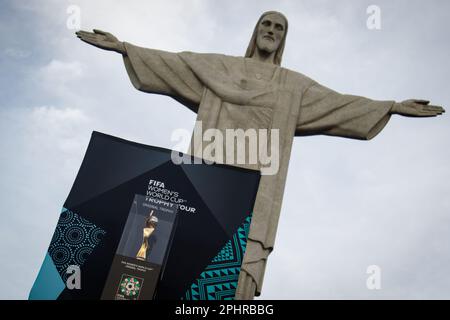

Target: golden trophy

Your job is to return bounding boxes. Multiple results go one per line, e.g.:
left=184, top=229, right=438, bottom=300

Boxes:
left=136, top=211, right=158, bottom=261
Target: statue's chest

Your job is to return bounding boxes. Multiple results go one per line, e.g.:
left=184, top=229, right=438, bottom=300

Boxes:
left=235, top=62, right=280, bottom=91
left=196, top=58, right=303, bottom=133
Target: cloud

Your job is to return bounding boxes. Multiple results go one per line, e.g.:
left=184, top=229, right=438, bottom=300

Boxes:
left=40, top=60, right=84, bottom=83
left=27, top=106, right=91, bottom=169
left=30, top=105, right=89, bottom=140
left=32, top=105, right=87, bottom=123
left=37, top=60, right=85, bottom=100
left=3, top=47, right=31, bottom=59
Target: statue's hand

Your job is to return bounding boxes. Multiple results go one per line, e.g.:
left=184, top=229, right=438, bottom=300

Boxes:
left=391, top=99, right=445, bottom=117
left=75, top=29, right=125, bottom=54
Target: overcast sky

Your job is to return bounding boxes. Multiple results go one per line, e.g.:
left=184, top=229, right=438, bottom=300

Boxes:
left=1, top=0, right=449, bottom=299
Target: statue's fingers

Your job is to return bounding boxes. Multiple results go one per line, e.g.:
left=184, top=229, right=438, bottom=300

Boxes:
left=77, top=34, right=97, bottom=42
left=420, top=108, right=444, bottom=117
left=79, top=38, right=96, bottom=46
left=430, top=105, right=444, bottom=111
left=79, top=37, right=102, bottom=47
left=423, top=105, right=444, bottom=113
left=93, top=29, right=107, bottom=35
left=78, top=34, right=97, bottom=42
left=79, top=32, right=97, bottom=39
left=418, top=112, right=438, bottom=117
left=77, top=30, right=96, bottom=36
left=75, top=30, right=91, bottom=35
left=414, top=99, right=430, bottom=105
left=79, top=32, right=104, bottom=42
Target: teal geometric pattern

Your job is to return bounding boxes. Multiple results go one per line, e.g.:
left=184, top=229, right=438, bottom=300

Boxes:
left=29, top=208, right=106, bottom=300
left=48, top=208, right=106, bottom=283
left=183, top=213, right=252, bottom=300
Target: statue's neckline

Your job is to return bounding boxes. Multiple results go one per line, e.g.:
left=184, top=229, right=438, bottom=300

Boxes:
left=243, top=58, right=280, bottom=82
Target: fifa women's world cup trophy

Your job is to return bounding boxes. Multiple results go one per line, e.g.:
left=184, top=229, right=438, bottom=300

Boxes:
left=136, top=211, right=158, bottom=261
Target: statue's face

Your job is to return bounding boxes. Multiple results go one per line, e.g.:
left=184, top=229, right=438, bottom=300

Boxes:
left=256, top=13, right=286, bottom=54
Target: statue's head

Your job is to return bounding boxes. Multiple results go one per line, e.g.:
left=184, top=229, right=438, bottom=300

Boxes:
left=245, top=11, right=288, bottom=66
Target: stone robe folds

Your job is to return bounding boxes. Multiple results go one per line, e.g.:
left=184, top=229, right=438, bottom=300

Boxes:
left=122, top=42, right=394, bottom=298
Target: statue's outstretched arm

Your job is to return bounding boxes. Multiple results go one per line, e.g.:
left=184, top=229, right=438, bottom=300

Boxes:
left=391, top=99, right=445, bottom=117
left=297, top=80, right=445, bottom=140
left=76, top=29, right=203, bottom=113
left=76, top=29, right=126, bottom=55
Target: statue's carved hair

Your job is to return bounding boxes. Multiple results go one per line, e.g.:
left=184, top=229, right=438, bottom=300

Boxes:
left=245, top=11, right=288, bottom=66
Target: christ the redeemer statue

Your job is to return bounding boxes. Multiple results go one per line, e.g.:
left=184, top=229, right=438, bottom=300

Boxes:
left=76, top=11, right=444, bottom=300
